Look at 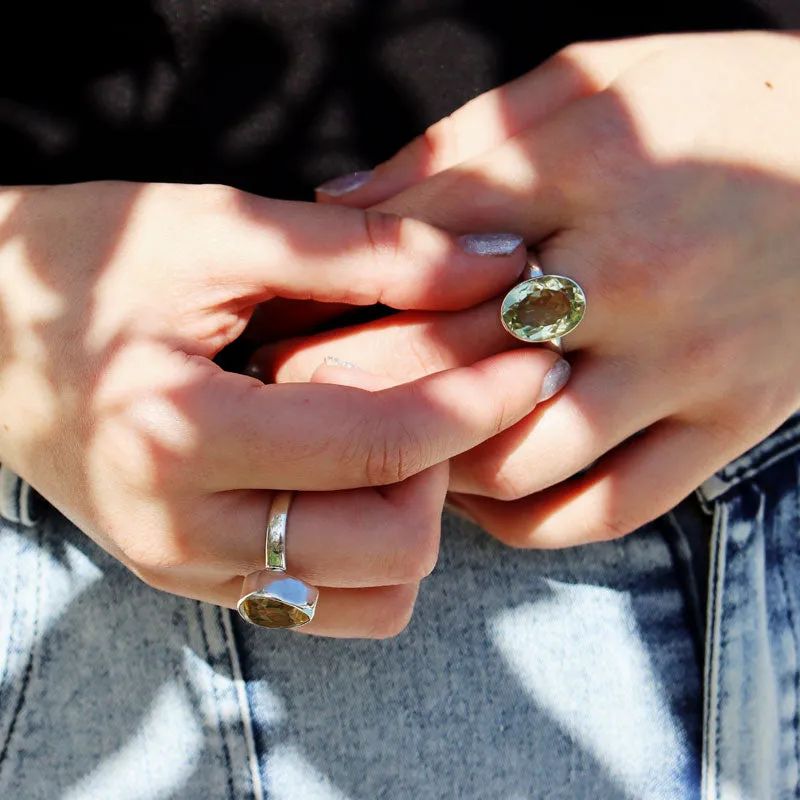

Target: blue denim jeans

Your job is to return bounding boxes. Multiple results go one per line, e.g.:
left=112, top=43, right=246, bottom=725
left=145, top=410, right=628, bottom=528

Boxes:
left=1, top=414, right=798, bottom=799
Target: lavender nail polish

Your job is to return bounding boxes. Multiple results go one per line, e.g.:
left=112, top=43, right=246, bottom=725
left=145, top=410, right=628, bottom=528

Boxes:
left=537, top=359, right=571, bottom=402
left=458, top=233, right=524, bottom=256
left=316, top=170, right=375, bottom=197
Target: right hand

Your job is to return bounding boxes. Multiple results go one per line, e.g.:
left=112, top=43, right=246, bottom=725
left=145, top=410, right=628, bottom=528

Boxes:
left=0, top=180, right=562, bottom=637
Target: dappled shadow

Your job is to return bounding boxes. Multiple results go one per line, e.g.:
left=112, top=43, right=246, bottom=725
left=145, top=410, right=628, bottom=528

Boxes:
left=0, top=0, right=792, bottom=797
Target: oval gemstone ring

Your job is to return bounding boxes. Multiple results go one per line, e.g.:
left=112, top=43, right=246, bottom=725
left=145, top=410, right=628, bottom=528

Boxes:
left=500, top=256, right=586, bottom=348
left=237, top=491, right=319, bottom=629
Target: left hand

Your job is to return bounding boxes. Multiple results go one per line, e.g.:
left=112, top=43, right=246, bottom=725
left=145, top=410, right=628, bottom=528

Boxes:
left=254, top=31, right=800, bottom=547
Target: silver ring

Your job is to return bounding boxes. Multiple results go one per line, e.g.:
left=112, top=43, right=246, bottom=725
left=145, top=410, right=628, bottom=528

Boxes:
left=237, top=491, right=320, bottom=629
left=500, top=254, right=586, bottom=349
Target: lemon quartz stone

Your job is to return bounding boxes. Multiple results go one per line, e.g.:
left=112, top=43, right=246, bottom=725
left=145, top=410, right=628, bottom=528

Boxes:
left=501, top=275, right=586, bottom=343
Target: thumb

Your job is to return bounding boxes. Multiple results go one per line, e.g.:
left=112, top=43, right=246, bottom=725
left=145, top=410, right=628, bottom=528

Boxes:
left=309, top=357, right=398, bottom=391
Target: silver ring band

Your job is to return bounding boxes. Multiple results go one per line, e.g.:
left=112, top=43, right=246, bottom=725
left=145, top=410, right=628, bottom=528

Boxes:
left=266, top=490, right=292, bottom=570
left=237, top=491, right=320, bottom=629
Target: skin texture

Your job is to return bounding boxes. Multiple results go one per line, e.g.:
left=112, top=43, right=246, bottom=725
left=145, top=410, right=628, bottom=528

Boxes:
left=263, top=31, right=800, bottom=548
left=0, top=180, right=568, bottom=637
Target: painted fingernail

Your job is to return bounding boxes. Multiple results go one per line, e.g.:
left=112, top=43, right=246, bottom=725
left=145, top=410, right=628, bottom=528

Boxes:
left=323, top=356, right=363, bottom=370
left=316, top=170, right=375, bottom=197
left=458, top=233, right=524, bottom=256
left=537, top=359, right=571, bottom=403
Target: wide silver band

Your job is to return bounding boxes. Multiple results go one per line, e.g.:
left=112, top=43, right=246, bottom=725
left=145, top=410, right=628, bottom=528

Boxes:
left=237, top=491, right=320, bottom=630
left=266, top=490, right=292, bottom=570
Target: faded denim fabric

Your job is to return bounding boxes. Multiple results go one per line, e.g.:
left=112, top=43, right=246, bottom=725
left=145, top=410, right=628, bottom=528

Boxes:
left=696, top=413, right=800, bottom=800
left=0, top=415, right=797, bottom=799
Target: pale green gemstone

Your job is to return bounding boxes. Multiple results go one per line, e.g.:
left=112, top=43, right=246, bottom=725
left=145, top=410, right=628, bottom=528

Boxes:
left=500, top=275, right=586, bottom=343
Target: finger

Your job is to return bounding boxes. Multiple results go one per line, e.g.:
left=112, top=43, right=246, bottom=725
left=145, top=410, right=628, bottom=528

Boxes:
left=178, top=348, right=564, bottom=491
left=250, top=300, right=518, bottom=386
left=275, top=324, right=681, bottom=504
left=447, top=416, right=736, bottom=549
left=157, top=183, right=526, bottom=311
left=214, top=580, right=421, bottom=639
left=308, top=360, right=396, bottom=390
left=315, top=36, right=667, bottom=208
left=369, top=87, right=641, bottom=240
left=162, top=461, right=447, bottom=589
left=295, top=583, right=420, bottom=638
left=449, top=352, right=679, bottom=498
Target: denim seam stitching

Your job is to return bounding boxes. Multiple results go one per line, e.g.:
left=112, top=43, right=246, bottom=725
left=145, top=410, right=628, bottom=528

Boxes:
left=220, top=608, right=263, bottom=800
left=0, top=524, right=41, bottom=780
left=776, top=460, right=800, bottom=800
left=197, top=601, right=237, bottom=800
left=665, top=510, right=705, bottom=665
left=776, top=541, right=800, bottom=799
left=700, top=438, right=800, bottom=505
left=0, top=529, right=22, bottom=779
left=701, top=500, right=727, bottom=800
left=0, top=530, right=20, bottom=744
left=721, top=436, right=800, bottom=485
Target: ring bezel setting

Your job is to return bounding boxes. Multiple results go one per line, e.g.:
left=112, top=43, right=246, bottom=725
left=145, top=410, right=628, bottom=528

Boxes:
left=237, top=570, right=319, bottom=629
left=500, top=272, right=586, bottom=344
left=237, top=490, right=319, bottom=630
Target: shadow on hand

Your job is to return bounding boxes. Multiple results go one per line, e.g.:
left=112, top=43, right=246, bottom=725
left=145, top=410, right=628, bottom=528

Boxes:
left=0, top=0, right=789, bottom=797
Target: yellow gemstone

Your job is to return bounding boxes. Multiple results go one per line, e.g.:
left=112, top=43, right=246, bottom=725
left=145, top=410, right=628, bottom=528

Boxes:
left=239, top=596, right=311, bottom=628
left=501, top=275, right=586, bottom=342
left=237, top=572, right=319, bottom=629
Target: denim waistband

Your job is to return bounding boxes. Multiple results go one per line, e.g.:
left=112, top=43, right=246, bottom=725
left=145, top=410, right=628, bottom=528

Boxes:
left=696, top=411, right=800, bottom=509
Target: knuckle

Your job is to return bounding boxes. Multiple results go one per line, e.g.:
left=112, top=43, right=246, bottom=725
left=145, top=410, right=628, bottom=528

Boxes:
left=101, top=409, right=195, bottom=496
left=361, top=210, right=403, bottom=268
left=361, top=418, right=426, bottom=486
left=421, top=114, right=458, bottom=170
left=591, top=515, right=635, bottom=543
left=488, top=474, right=530, bottom=503
left=195, top=182, right=242, bottom=213
left=589, top=230, right=699, bottom=317
left=487, top=523, right=533, bottom=550
left=699, top=411, right=754, bottom=452
left=559, top=40, right=596, bottom=64
left=365, top=587, right=417, bottom=639
left=593, top=237, right=668, bottom=309
left=466, top=455, right=527, bottom=502
left=117, top=521, right=197, bottom=590
left=404, top=334, right=450, bottom=377
left=575, top=92, right=647, bottom=191
left=487, top=397, right=516, bottom=440
left=385, top=514, right=441, bottom=583
left=465, top=453, right=534, bottom=502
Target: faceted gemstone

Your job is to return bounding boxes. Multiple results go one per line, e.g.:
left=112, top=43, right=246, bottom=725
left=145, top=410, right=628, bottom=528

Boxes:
left=239, top=595, right=311, bottom=628
left=500, top=275, right=586, bottom=343
left=238, top=571, right=319, bottom=629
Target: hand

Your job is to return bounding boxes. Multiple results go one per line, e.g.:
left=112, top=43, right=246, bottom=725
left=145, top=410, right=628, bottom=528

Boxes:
left=0, top=180, right=563, bottom=636
left=270, top=31, right=800, bottom=547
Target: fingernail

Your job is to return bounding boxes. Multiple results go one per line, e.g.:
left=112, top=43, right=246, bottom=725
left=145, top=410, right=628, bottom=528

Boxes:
left=324, top=356, right=363, bottom=370
left=316, top=170, right=375, bottom=197
left=537, top=359, right=571, bottom=403
left=444, top=499, right=478, bottom=526
left=458, top=233, right=524, bottom=256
